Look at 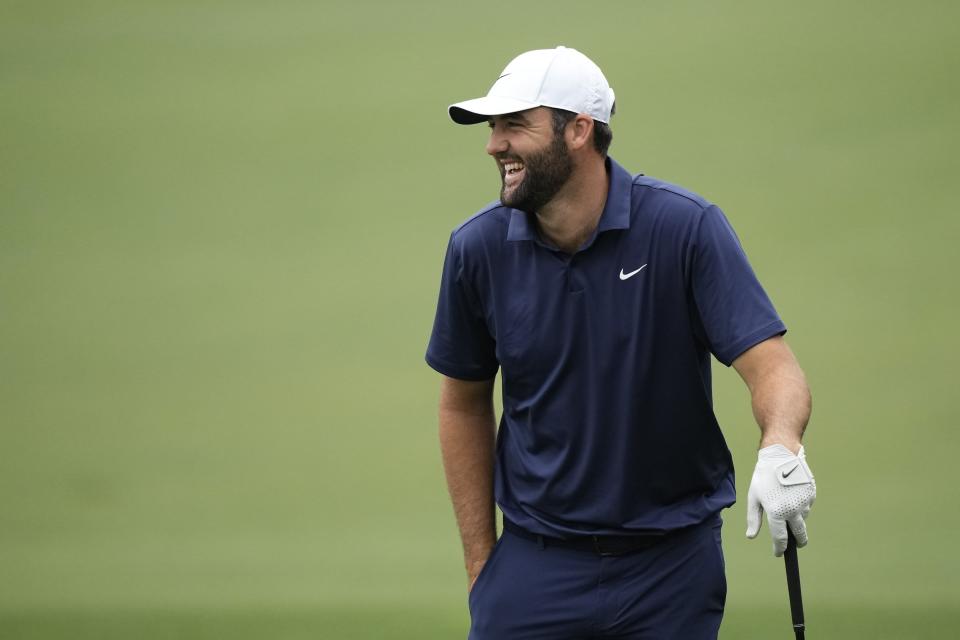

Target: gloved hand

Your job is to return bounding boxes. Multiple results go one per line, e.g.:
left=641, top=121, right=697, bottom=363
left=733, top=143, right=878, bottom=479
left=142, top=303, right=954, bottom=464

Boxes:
left=746, top=444, right=816, bottom=557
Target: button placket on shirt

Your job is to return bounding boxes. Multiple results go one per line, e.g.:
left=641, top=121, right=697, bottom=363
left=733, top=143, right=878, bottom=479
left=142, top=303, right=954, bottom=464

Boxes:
left=567, top=256, right=584, bottom=294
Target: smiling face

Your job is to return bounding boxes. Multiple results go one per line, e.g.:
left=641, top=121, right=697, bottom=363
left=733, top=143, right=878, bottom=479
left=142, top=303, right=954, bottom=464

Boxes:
left=486, top=107, right=573, bottom=213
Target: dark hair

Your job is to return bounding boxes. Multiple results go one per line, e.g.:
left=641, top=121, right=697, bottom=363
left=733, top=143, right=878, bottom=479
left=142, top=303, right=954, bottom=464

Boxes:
left=550, top=107, right=614, bottom=156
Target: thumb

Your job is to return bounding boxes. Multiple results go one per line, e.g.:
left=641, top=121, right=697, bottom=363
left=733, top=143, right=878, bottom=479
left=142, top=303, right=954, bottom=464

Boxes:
left=746, top=493, right=763, bottom=539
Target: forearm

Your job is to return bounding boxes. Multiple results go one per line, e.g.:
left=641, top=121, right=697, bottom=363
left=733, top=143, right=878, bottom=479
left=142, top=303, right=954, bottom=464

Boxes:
left=734, top=337, right=812, bottom=454
left=438, top=395, right=497, bottom=582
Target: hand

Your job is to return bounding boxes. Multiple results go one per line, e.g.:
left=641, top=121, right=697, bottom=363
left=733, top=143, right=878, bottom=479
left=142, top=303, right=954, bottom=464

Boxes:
left=746, top=444, right=816, bottom=556
left=466, top=557, right=488, bottom=594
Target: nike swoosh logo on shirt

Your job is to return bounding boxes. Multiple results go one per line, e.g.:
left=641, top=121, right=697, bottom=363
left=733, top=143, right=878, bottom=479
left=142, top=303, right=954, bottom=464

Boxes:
left=782, top=464, right=799, bottom=479
left=619, top=264, right=647, bottom=280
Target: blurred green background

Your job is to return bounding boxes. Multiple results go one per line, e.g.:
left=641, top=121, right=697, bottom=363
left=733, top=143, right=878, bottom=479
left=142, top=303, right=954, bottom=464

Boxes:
left=2, top=0, right=958, bottom=638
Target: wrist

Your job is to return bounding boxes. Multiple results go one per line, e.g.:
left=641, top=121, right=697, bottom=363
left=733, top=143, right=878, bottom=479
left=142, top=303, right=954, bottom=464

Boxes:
left=465, top=540, right=495, bottom=577
left=759, top=437, right=802, bottom=455
left=466, top=555, right=490, bottom=585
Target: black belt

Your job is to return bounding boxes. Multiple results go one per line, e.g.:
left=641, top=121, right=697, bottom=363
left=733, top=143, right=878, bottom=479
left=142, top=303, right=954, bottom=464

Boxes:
left=503, top=518, right=669, bottom=557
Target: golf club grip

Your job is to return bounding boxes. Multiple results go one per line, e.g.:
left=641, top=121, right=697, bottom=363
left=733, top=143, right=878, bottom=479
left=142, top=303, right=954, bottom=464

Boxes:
left=784, top=529, right=806, bottom=639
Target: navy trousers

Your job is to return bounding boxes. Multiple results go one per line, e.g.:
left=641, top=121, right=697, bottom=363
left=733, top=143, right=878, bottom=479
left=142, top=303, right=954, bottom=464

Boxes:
left=468, top=515, right=726, bottom=640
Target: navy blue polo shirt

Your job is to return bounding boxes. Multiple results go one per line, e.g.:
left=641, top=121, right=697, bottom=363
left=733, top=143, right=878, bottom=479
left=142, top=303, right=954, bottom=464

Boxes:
left=426, top=157, right=785, bottom=537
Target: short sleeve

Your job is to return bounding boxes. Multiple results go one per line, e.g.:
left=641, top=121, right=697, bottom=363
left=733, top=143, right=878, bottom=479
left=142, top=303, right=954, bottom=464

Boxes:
left=690, top=205, right=786, bottom=366
left=425, top=234, right=499, bottom=380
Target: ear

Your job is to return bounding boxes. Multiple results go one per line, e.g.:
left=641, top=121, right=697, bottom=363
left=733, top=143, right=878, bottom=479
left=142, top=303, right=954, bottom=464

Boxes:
left=566, top=114, right=595, bottom=152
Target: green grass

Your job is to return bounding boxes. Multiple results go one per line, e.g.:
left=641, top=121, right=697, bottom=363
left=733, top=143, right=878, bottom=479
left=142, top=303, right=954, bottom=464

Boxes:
left=2, top=0, right=959, bottom=637
left=0, top=606, right=957, bottom=640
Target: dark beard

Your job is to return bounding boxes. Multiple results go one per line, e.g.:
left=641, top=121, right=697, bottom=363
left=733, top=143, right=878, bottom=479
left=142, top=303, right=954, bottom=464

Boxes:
left=500, top=133, right=573, bottom=213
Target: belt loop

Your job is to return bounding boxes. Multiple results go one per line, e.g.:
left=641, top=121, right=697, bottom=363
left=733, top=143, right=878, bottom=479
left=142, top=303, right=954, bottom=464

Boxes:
left=537, top=534, right=545, bottom=550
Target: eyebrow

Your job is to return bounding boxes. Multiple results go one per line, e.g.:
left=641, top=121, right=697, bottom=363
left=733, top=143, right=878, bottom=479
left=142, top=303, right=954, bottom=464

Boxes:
left=490, top=111, right=531, bottom=124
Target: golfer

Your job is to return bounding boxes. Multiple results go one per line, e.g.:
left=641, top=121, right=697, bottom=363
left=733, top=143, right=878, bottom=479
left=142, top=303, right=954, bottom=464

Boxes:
left=425, top=46, right=816, bottom=639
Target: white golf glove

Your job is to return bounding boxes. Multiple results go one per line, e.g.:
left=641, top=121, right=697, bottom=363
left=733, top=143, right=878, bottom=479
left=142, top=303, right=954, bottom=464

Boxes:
left=746, top=444, right=816, bottom=557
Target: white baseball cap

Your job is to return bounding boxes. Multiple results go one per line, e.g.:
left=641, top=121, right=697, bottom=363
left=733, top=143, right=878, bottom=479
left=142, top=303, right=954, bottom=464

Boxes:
left=448, top=46, right=616, bottom=125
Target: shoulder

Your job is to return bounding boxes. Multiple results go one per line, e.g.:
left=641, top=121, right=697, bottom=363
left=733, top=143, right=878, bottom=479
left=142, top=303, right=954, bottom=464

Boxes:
left=631, top=175, right=715, bottom=217
left=449, top=201, right=512, bottom=253
left=626, top=175, right=723, bottom=245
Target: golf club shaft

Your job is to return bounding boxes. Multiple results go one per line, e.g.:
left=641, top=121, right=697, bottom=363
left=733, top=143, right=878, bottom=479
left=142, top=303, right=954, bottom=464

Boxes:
left=784, top=529, right=805, bottom=639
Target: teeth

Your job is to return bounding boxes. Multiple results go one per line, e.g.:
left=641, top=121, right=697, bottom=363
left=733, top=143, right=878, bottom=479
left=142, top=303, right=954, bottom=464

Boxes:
left=503, top=162, right=524, bottom=174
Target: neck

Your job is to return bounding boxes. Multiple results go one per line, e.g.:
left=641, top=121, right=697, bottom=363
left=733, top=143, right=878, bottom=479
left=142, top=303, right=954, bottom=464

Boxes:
left=535, top=157, right=609, bottom=254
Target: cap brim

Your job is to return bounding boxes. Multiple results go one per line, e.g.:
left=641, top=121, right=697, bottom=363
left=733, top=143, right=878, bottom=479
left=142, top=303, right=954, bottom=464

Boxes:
left=448, top=95, right=541, bottom=125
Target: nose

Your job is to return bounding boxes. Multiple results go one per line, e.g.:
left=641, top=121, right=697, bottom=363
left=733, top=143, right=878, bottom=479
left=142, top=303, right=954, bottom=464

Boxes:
left=486, top=124, right=508, bottom=157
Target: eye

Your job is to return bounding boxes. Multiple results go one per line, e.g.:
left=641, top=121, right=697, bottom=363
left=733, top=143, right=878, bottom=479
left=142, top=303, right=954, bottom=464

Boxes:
left=488, top=119, right=523, bottom=130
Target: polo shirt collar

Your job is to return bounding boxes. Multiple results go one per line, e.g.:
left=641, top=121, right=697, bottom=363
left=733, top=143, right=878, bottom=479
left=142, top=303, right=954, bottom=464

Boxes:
left=596, top=156, right=633, bottom=232
left=506, top=156, right=632, bottom=242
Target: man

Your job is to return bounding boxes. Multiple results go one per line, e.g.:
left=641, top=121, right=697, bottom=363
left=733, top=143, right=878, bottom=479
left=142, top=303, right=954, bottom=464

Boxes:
left=425, top=46, right=815, bottom=639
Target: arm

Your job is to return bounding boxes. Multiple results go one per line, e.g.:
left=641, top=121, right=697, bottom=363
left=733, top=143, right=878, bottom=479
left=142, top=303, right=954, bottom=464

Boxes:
left=732, top=335, right=811, bottom=454
left=734, top=336, right=816, bottom=555
left=438, top=374, right=497, bottom=591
